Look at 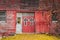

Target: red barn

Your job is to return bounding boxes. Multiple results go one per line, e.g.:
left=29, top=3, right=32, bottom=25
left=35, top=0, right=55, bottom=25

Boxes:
left=0, top=0, right=60, bottom=35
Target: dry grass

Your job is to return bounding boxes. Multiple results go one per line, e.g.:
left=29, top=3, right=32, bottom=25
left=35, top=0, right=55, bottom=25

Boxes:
left=2, top=34, right=60, bottom=40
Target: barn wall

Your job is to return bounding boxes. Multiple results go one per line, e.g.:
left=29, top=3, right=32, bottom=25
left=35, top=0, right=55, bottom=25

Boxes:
left=0, top=10, right=16, bottom=35
left=35, top=11, right=51, bottom=33
left=6, top=10, right=16, bottom=34
left=0, top=0, right=59, bottom=35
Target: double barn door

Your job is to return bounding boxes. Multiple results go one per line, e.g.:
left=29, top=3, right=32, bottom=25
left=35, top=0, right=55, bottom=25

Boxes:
left=16, top=13, right=34, bottom=34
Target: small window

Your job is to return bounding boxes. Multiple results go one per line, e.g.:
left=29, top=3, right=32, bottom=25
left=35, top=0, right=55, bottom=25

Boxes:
left=52, top=13, right=57, bottom=21
left=17, top=17, right=21, bottom=24
left=0, top=11, right=6, bottom=22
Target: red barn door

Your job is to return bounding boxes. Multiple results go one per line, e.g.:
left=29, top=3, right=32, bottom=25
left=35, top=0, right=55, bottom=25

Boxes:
left=22, top=13, right=35, bottom=33
left=35, top=11, right=51, bottom=33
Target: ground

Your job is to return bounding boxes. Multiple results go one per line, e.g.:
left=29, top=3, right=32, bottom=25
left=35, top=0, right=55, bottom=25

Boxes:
left=1, top=34, right=60, bottom=40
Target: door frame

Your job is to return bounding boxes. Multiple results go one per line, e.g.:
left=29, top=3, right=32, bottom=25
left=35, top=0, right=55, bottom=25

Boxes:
left=16, top=13, right=22, bottom=34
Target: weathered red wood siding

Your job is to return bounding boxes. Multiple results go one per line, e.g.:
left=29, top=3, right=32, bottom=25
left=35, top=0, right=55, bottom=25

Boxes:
left=35, top=11, right=51, bottom=33
left=6, top=10, right=16, bottom=34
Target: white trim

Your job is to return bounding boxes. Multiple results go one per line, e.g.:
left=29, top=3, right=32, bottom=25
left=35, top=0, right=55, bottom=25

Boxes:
left=16, top=13, right=22, bottom=34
